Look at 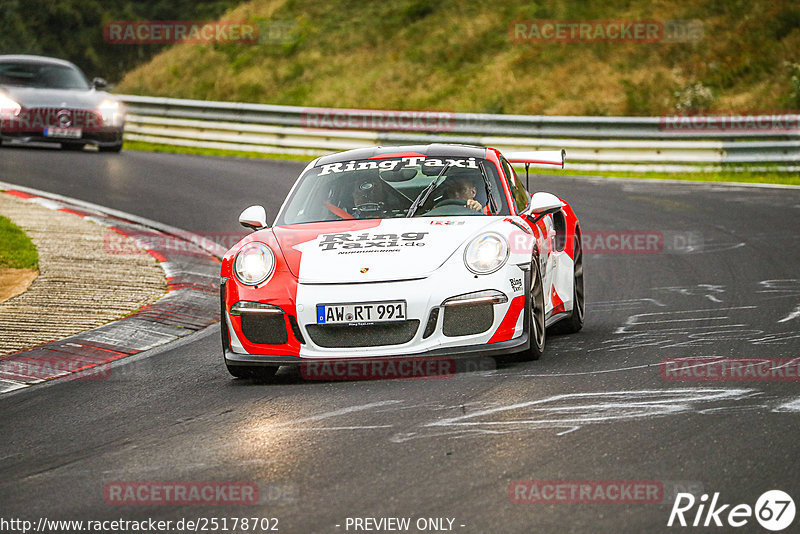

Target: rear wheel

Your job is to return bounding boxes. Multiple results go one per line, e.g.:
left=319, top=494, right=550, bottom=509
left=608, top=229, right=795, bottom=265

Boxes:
left=550, top=230, right=584, bottom=334
left=225, top=364, right=278, bottom=382
left=522, top=259, right=546, bottom=361
left=61, top=143, right=85, bottom=151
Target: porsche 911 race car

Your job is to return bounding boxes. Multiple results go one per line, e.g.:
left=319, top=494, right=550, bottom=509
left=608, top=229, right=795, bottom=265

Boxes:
left=0, top=55, right=125, bottom=151
left=221, top=144, right=583, bottom=380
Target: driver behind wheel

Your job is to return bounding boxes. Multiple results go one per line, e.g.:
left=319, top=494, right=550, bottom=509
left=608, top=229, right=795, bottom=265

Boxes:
left=351, top=175, right=387, bottom=217
left=439, top=174, right=482, bottom=211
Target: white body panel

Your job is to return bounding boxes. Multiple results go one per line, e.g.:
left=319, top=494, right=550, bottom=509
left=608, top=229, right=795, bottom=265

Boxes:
left=227, top=215, right=576, bottom=357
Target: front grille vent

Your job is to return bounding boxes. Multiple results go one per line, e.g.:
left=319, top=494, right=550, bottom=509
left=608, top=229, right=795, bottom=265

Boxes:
left=306, top=321, right=420, bottom=348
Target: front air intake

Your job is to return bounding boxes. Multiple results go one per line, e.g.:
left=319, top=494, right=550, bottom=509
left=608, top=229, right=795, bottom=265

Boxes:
left=440, top=290, right=506, bottom=337
left=442, top=303, right=494, bottom=337
left=231, top=301, right=289, bottom=345
left=306, top=321, right=420, bottom=348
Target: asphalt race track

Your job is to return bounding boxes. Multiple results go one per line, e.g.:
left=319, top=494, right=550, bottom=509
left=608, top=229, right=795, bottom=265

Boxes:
left=1, top=146, right=800, bottom=533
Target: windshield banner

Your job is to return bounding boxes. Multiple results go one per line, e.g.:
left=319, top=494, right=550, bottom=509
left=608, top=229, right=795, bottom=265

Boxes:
left=318, top=157, right=480, bottom=176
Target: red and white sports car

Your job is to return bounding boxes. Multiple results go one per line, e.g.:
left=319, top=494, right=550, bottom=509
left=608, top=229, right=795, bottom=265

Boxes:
left=221, top=144, right=583, bottom=380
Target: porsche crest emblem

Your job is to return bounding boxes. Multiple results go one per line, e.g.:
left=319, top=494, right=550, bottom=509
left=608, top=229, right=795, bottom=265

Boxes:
left=360, top=267, right=369, bottom=274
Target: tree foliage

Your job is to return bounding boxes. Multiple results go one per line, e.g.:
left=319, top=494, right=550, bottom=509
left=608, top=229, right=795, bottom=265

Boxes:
left=0, top=0, right=240, bottom=83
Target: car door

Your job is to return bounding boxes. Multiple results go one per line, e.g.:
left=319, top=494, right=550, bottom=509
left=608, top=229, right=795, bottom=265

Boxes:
left=499, top=156, right=556, bottom=315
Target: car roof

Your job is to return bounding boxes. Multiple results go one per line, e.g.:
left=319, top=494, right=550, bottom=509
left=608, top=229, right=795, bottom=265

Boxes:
left=0, top=55, right=80, bottom=69
left=313, top=144, right=487, bottom=167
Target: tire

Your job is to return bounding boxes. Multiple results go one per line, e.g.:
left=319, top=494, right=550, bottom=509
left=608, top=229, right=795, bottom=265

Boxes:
left=99, top=143, right=123, bottom=153
left=521, top=259, right=546, bottom=361
left=225, top=363, right=278, bottom=382
left=61, top=143, right=85, bottom=151
left=550, top=229, right=585, bottom=335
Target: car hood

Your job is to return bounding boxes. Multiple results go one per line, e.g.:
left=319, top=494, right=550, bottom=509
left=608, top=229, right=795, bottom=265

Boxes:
left=271, top=217, right=500, bottom=284
left=0, top=86, right=110, bottom=109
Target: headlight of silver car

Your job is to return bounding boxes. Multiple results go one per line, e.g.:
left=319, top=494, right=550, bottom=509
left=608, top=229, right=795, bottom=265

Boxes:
left=464, top=233, right=509, bottom=274
left=234, top=242, right=275, bottom=285
left=98, top=99, right=124, bottom=126
left=0, top=93, right=21, bottom=118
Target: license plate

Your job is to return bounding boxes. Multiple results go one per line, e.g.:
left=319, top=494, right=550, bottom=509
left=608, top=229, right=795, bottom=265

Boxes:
left=44, top=127, right=82, bottom=138
left=317, top=301, right=407, bottom=324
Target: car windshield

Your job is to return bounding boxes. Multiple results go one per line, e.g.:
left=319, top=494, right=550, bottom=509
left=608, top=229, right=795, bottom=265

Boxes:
left=0, top=61, right=90, bottom=89
left=276, top=156, right=510, bottom=225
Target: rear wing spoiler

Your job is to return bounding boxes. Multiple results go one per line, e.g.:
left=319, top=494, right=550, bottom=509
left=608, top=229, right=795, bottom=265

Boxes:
left=505, top=150, right=566, bottom=169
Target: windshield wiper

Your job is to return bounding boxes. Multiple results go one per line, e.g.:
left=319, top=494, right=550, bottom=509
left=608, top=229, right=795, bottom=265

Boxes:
left=406, top=163, right=451, bottom=217
left=479, top=161, right=498, bottom=214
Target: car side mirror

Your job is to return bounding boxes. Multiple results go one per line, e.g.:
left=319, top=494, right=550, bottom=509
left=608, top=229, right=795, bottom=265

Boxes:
left=239, top=205, right=268, bottom=230
left=529, top=192, right=563, bottom=214
left=523, top=192, right=564, bottom=222
left=92, top=77, right=107, bottom=90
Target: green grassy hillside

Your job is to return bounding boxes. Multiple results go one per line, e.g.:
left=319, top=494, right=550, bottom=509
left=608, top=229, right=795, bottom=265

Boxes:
left=117, top=0, right=800, bottom=115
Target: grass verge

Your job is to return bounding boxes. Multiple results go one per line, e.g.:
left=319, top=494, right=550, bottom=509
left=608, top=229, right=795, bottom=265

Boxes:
left=123, top=140, right=315, bottom=162
left=0, top=214, right=39, bottom=270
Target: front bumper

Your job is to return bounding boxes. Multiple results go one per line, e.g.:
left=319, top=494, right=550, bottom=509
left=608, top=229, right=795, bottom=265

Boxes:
left=222, top=262, right=531, bottom=365
left=1, top=126, right=124, bottom=147
left=223, top=330, right=530, bottom=366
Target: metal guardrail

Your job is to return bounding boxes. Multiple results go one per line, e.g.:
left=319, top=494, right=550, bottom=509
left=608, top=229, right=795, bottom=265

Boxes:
left=118, top=95, right=800, bottom=170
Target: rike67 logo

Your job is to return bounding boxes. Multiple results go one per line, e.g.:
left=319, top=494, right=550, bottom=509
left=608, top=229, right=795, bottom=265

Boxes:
left=668, top=490, right=795, bottom=531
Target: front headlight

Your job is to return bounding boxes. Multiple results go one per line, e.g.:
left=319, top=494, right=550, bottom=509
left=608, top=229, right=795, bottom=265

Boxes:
left=0, top=93, right=21, bottom=118
left=98, top=99, right=124, bottom=126
left=464, top=233, right=509, bottom=274
left=234, top=242, right=275, bottom=285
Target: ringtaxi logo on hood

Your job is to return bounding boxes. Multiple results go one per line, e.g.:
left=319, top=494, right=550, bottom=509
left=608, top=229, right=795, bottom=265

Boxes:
left=319, top=232, right=428, bottom=251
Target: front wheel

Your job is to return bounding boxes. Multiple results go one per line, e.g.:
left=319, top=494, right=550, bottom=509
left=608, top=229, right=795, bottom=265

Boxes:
left=61, top=143, right=85, bottom=151
left=99, top=143, right=123, bottom=153
left=521, top=259, right=546, bottom=361
left=226, top=364, right=278, bottom=382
